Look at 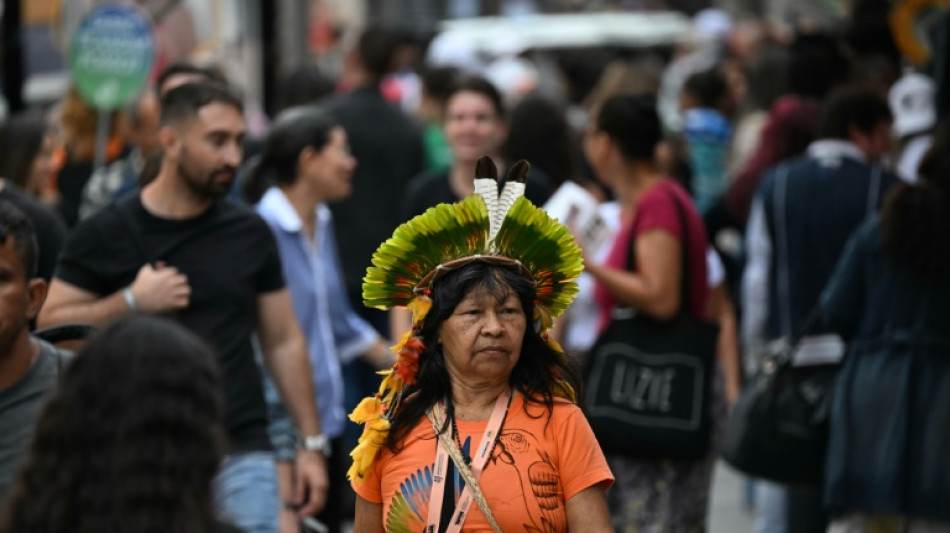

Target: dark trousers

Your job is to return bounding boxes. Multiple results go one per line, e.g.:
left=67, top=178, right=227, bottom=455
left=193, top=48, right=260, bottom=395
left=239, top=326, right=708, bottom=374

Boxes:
left=787, top=486, right=829, bottom=533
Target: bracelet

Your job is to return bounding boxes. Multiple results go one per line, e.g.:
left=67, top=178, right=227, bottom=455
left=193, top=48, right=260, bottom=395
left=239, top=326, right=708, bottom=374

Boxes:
left=282, top=501, right=299, bottom=512
left=122, top=286, right=137, bottom=310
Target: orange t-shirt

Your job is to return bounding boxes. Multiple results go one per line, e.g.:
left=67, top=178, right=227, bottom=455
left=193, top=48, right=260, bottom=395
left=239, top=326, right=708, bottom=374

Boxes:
left=352, top=394, right=614, bottom=532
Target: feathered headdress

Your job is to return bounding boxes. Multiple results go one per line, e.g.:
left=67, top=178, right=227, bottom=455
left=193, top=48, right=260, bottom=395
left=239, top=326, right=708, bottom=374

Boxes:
left=347, top=158, right=583, bottom=485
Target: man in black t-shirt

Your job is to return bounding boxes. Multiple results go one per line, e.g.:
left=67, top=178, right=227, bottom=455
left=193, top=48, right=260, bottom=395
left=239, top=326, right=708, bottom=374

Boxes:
left=39, top=83, right=327, bottom=533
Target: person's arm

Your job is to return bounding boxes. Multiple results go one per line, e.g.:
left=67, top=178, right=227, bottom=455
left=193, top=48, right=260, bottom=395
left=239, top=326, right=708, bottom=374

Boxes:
left=354, top=496, right=384, bottom=533
left=39, top=262, right=191, bottom=328
left=276, top=461, right=300, bottom=533
left=585, top=228, right=682, bottom=320
left=708, top=282, right=741, bottom=405
left=565, top=486, right=612, bottom=533
left=256, top=288, right=327, bottom=516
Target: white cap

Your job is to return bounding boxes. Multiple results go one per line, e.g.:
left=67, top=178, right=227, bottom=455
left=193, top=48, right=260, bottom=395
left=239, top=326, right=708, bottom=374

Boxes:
left=889, top=72, right=936, bottom=137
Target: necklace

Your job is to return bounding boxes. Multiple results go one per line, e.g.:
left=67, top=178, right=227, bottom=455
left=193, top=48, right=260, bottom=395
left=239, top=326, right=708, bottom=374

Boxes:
left=451, top=417, right=472, bottom=466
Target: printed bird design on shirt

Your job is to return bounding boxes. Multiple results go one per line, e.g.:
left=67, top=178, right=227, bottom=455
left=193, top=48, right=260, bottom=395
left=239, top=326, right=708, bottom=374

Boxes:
left=490, top=428, right=565, bottom=533
left=385, top=465, right=432, bottom=533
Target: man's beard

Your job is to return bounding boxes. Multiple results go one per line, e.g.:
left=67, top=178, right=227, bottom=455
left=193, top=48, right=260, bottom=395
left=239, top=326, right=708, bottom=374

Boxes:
left=177, top=156, right=235, bottom=201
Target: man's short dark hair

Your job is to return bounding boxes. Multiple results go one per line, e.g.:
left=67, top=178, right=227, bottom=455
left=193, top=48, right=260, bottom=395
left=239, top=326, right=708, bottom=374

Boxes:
left=358, top=26, right=398, bottom=81
left=160, top=82, right=244, bottom=126
left=817, top=87, right=893, bottom=140
left=0, top=201, right=38, bottom=279
left=156, top=62, right=227, bottom=93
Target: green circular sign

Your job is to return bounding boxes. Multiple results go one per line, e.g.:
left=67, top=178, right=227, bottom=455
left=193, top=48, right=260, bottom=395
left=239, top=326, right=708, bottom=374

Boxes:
left=68, top=5, right=155, bottom=110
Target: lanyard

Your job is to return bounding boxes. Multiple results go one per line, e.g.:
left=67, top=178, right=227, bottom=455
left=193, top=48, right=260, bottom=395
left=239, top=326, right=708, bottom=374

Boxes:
left=425, top=388, right=511, bottom=533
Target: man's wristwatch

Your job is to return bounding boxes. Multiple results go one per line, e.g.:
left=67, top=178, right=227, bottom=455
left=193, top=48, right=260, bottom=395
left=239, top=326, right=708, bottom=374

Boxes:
left=299, top=434, right=332, bottom=457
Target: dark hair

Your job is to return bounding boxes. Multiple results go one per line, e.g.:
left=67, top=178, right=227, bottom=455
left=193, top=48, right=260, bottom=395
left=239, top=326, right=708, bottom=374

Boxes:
left=683, top=68, right=728, bottom=109
left=160, top=82, right=244, bottom=126
left=156, top=62, right=227, bottom=94
left=358, top=26, right=399, bottom=82
left=0, top=201, right=38, bottom=279
left=278, top=64, right=336, bottom=112
left=420, top=66, right=460, bottom=103
left=816, top=87, right=892, bottom=140
left=501, top=96, right=577, bottom=187
left=445, top=76, right=505, bottom=119
left=882, top=124, right=950, bottom=281
left=386, top=262, right=578, bottom=450
left=595, top=93, right=662, bottom=162
left=0, top=110, right=48, bottom=191
left=242, top=106, right=340, bottom=203
left=743, top=45, right=789, bottom=112
left=787, top=33, right=851, bottom=100
left=0, top=315, right=225, bottom=533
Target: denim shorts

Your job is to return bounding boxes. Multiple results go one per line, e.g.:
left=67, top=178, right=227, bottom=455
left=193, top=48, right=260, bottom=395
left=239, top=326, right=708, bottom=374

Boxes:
left=214, top=451, right=280, bottom=533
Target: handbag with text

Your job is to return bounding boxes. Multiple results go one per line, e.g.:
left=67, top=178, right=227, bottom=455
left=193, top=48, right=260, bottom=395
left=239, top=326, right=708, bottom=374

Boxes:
left=584, top=192, right=719, bottom=459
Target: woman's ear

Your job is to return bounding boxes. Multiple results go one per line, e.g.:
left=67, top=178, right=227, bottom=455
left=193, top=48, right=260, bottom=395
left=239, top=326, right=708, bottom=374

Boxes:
left=297, top=145, right=320, bottom=176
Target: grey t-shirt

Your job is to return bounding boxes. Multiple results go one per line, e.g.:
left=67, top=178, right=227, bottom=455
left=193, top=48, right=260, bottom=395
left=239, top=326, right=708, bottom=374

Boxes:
left=0, top=341, right=64, bottom=502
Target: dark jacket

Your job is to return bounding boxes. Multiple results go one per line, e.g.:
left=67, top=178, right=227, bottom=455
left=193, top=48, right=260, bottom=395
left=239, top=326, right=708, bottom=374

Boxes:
left=821, top=216, right=950, bottom=521
left=324, top=86, right=424, bottom=296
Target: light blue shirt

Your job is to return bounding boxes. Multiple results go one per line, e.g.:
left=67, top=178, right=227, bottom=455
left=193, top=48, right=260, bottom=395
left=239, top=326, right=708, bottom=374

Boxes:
left=256, top=188, right=378, bottom=441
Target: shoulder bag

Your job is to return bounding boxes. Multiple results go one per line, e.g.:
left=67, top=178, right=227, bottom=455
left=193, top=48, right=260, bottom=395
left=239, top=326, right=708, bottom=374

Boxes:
left=583, top=189, right=719, bottom=459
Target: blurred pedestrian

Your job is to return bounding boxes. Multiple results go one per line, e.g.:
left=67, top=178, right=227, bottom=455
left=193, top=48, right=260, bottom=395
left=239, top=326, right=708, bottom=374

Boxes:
left=402, top=76, right=553, bottom=221
left=324, top=25, right=424, bottom=335
left=79, top=90, right=162, bottom=220
left=416, top=66, right=458, bottom=173
left=0, top=114, right=67, bottom=283
left=0, top=111, right=57, bottom=203
left=502, top=95, right=579, bottom=189
left=51, top=87, right=126, bottom=227
left=583, top=93, right=723, bottom=532
left=680, top=67, right=735, bottom=213
left=244, top=106, right=392, bottom=533
left=0, top=314, right=243, bottom=533
left=39, top=83, right=328, bottom=533
left=820, top=124, right=950, bottom=533
left=742, top=87, right=900, bottom=533
left=0, top=202, right=56, bottom=502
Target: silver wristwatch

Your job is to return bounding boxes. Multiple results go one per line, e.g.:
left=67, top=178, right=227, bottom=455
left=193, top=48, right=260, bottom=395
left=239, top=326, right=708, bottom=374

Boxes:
left=299, top=434, right=332, bottom=456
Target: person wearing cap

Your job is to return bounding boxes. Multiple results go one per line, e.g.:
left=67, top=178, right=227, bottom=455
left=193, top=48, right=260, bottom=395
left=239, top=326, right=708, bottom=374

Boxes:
left=348, top=158, right=613, bottom=532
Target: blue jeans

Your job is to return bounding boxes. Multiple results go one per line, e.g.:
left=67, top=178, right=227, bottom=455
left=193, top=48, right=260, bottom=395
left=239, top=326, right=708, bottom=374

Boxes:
left=214, top=451, right=280, bottom=533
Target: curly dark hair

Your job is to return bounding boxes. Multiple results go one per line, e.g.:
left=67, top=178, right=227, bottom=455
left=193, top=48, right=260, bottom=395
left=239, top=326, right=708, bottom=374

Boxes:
left=882, top=124, right=950, bottom=282
left=0, top=315, right=225, bottom=533
left=386, top=262, right=579, bottom=450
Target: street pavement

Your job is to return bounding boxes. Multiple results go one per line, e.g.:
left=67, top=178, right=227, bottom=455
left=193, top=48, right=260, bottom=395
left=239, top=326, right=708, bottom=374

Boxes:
left=709, top=461, right=756, bottom=533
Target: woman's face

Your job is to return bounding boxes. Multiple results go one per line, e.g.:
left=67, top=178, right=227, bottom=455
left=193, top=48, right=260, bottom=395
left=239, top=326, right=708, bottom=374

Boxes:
left=437, top=285, right=525, bottom=385
left=444, top=91, right=505, bottom=165
left=583, top=127, right=616, bottom=188
left=304, top=126, right=357, bottom=202
left=28, top=135, right=55, bottom=196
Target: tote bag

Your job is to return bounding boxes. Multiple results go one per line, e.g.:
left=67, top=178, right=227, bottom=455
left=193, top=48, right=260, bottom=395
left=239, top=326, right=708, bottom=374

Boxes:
left=584, top=191, right=719, bottom=459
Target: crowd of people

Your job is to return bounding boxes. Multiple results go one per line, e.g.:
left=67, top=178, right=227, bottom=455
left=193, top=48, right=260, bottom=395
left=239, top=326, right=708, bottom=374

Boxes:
left=0, top=5, right=947, bottom=533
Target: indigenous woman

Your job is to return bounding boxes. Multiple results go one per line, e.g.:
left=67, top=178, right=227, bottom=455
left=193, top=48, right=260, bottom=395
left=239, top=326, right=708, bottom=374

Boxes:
left=349, top=158, right=614, bottom=532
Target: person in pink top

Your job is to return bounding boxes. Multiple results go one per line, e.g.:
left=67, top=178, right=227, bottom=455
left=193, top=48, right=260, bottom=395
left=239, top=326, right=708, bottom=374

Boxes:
left=583, top=93, right=726, bottom=532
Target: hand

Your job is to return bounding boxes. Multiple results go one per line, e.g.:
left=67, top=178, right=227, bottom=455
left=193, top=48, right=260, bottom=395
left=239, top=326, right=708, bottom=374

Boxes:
left=294, top=450, right=329, bottom=516
left=130, top=262, right=191, bottom=313
left=279, top=507, right=301, bottom=533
